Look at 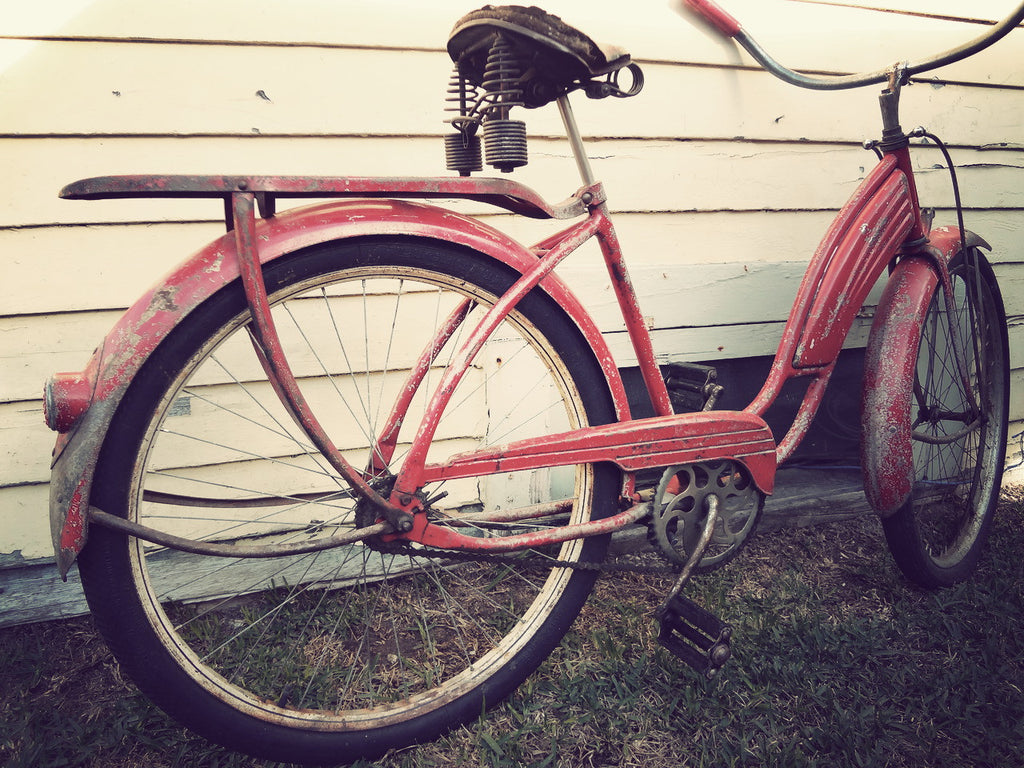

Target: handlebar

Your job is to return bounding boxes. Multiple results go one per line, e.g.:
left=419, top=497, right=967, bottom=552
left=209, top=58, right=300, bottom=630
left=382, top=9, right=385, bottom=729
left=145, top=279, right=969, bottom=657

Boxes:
left=679, top=0, right=1024, bottom=90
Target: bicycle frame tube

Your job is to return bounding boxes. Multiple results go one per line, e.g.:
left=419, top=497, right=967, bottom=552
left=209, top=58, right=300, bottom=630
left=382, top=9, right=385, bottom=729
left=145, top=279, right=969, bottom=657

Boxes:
left=47, top=112, right=935, bottom=561
left=391, top=207, right=605, bottom=501
left=746, top=149, right=925, bottom=463
left=384, top=109, right=945, bottom=552
left=45, top=177, right=632, bottom=575
left=391, top=193, right=677, bottom=502
left=595, top=202, right=676, bottom=418
left=370, top=297, right=476, bottom=474
left=232, top=193, right=408, bottom=528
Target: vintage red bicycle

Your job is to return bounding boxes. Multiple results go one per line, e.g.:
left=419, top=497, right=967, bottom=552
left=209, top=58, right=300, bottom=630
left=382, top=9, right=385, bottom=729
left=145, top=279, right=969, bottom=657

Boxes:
left=42, top=1, right=1020, bottom=763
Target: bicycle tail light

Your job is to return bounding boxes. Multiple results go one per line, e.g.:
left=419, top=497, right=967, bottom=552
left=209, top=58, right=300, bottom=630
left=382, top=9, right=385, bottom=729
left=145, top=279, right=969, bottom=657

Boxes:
left=44, top=372, right=92, bottom=433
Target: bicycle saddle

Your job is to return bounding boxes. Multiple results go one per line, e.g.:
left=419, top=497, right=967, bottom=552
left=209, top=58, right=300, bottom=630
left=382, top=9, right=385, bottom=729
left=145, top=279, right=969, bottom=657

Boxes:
left=448, top=5, right=634, bottom=107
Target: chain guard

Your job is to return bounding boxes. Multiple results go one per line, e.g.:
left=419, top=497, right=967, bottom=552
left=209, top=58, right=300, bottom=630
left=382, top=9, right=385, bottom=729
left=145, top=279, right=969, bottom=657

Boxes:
left=649, top=460, right=763, bottom=571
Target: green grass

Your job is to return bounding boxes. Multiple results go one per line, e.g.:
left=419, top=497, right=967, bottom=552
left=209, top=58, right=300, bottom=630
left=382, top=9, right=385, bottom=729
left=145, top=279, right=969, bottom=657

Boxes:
left=2, top=491, right=1022, bottom=768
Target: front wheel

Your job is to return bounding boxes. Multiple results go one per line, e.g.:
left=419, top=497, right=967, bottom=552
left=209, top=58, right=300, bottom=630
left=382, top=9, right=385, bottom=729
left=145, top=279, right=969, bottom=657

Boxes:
left=881, top=249, right=1009, bottom=588
left=77, top=237, right=618, bottom=763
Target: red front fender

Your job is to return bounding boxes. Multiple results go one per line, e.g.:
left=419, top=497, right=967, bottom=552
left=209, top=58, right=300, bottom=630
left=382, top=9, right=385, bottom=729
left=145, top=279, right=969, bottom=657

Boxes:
left=860, top=228, right=988, bottom=516
left=47, top=198, right=629, bottom=576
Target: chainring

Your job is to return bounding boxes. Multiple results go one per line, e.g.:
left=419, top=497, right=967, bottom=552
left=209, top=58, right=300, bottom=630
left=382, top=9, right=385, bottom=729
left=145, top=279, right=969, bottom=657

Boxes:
left=649, top=460, right=763, bottom=571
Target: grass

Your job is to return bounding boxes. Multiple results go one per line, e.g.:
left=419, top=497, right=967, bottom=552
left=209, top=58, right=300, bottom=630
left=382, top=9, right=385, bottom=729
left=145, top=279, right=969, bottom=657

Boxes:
left=2, top=490, right=1023, bottom=768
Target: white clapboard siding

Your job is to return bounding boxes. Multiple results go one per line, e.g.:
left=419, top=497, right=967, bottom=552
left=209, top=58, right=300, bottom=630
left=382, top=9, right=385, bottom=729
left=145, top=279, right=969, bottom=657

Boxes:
left=1, top=0, right=1020, bottom=85
left=5, top=137, right=1022, bottom=229
left=9, top=206, right=1020, bottom=403
left=5, top=205, right=1021, bottom=323
left=2, top=0, right=1022, bottom=588
left=2, top=44, right=1021, bottom=144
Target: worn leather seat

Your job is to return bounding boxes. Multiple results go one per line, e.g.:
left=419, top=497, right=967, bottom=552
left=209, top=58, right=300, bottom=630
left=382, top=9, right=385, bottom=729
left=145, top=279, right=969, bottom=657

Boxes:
left=448, top=5, right=632, bottom=107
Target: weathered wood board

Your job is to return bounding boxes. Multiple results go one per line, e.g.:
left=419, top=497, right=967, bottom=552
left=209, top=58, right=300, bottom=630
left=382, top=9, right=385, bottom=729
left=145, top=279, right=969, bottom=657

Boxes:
left=2, top=0, right=1021, bottom=591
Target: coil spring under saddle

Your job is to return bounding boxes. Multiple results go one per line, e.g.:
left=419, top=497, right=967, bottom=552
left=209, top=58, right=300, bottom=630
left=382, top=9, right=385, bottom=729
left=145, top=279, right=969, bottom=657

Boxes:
left=444, top=68, right=483, bottom=175
left=445, top=34, right=528, bottom=174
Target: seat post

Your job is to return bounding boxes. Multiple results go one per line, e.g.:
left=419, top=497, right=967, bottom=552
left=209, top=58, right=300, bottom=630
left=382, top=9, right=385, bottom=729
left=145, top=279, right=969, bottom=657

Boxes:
left=556, top=95, right=595, bottom=186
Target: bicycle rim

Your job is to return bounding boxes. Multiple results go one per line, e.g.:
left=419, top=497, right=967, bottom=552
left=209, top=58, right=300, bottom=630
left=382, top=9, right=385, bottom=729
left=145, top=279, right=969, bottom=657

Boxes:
left=82, top=239, right=616, bottom=759
left=894, top=251, right=1008, bottom=577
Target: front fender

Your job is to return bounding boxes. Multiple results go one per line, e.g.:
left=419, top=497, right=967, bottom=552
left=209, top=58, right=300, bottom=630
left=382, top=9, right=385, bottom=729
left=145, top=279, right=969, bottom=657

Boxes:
left=48, top=198, right=629, bottom=576
left=860, top=228, right=988, bottom=516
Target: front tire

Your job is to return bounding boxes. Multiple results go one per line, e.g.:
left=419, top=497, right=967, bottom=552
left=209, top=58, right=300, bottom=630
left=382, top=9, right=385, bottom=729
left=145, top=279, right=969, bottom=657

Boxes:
left=78, top=237, right=618, bottom=763
left=881, top=249, right=1009, bottom=588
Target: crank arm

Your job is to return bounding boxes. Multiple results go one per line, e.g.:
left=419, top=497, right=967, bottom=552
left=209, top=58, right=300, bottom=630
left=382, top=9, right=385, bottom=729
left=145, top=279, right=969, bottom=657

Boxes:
left=656, top=496, right=734, bottom=678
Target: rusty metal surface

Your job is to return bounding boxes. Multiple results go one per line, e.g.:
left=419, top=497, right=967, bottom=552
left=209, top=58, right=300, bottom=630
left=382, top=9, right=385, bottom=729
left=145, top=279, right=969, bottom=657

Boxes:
left=232, top=193, right=407, bottom=528
left=43, top=373, right=93, bottom=433
left=408, top=498, right=652, bottom=552
left=746, top=157, right=905, bottom=419
left=424, top=409, right=777, bottom=495
left=88, top=508, right=390, bottom=559
left=394, top=213, right=605, bottom=498
left=860, top=228, right=989, bottom=517
left=372, top=298, right=475, bottom=474
left=744, top=151, right=917, bottom=464
left=59, top=174, right=590, bottom=220
left=793, top=171, right=916, bottom=367
left=861, top=255, right=937, bottom=515
left=47, top=154, right=946, bottom=566
left=595, top=206, right=675, bottom=418
left=44, top=197, right=630, bottom=571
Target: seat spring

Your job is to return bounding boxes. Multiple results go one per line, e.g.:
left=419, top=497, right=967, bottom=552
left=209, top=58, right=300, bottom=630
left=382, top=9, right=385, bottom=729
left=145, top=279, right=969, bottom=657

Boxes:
left=483, top=119, right=527, bottom=172
left=481, top=35, right=528, bottom=172
left=445, top=65, right=482, bottom=130
left=481, top=34, right=525, bottom=120
left=444, top=65, right=483, bottom=174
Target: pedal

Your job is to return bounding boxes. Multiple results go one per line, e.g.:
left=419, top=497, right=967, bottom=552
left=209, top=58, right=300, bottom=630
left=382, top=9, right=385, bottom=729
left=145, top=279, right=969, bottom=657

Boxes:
left=657, top=594, right=732, bottom=678
left=663, top=362, right=724, bottom=412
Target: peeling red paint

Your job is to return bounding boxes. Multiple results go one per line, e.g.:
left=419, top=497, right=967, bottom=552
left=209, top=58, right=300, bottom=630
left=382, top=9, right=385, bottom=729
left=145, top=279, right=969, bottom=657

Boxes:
left=58, top=477, right=90, bottom=554
left=60, top=174, right=590, bottom=221
left=45, top=145, right=955, bottom=571
left=44, top=373, right=92, bottom=433
left=860, top=226, right=988, bottom=517
left=425, top=409, right=777, bottom=496
left=45, top=180, right=630, bottom=569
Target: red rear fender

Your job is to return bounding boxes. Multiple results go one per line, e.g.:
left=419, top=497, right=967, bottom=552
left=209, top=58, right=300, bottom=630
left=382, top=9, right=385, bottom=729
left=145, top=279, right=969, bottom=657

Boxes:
left=47, top=199, right=627, bottom=576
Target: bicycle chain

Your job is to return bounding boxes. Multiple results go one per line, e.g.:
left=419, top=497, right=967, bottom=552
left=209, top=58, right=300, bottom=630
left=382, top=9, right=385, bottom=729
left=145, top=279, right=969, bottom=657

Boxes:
left=382, top=541, right=682, bottom=575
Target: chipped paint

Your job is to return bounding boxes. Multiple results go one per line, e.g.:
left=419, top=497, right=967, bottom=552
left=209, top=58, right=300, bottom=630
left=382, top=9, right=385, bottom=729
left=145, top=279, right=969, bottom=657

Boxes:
left=861, top=229, right=989, bottom=516
left=45, top=180, right=630, bottom=570
left=425, top=409, right=777, bottom=495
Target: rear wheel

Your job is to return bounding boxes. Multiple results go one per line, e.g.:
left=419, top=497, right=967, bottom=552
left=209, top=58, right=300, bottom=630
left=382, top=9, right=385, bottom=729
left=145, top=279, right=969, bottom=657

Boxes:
left=882, top=249, right=1009, bottom=588
left=78, top=238, right=618, bottom=763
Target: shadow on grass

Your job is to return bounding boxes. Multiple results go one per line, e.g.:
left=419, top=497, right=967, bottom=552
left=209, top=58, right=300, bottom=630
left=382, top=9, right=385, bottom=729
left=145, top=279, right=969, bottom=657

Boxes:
left=2, top=493, right=1022, bottom=768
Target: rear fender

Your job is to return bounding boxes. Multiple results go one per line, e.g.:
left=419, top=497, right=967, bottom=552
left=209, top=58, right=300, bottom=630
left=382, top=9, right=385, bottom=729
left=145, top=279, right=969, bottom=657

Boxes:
left=860, top=228, right=988, bottom=516
left=48, top=199, right=629, bottom=576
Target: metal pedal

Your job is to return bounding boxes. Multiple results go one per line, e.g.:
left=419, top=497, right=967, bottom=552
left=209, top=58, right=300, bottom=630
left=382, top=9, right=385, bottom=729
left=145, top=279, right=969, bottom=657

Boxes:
left=663, top=362, right=724, bottom=412
left=657, top=594, right=732, bottom=678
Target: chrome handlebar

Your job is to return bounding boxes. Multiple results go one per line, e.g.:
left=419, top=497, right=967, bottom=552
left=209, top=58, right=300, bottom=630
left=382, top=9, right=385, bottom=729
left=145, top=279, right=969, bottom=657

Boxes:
left=680, top=0, right=1024, bottom=90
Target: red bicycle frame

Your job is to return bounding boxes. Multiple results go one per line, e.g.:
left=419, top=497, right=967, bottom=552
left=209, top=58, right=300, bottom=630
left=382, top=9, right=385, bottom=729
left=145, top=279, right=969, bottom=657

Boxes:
left=46, top=87, right=955, bottom=571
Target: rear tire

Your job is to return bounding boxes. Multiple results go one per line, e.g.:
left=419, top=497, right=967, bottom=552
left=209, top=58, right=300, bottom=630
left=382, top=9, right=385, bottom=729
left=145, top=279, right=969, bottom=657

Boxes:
left=881, top=249, right=1009, bottom=588
left=78, top=237, right=618, bottom=763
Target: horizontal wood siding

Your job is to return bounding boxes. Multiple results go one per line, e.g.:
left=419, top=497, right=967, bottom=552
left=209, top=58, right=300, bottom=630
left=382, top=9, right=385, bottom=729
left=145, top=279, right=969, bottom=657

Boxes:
left=1, top=0, right=1021, bottom=584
